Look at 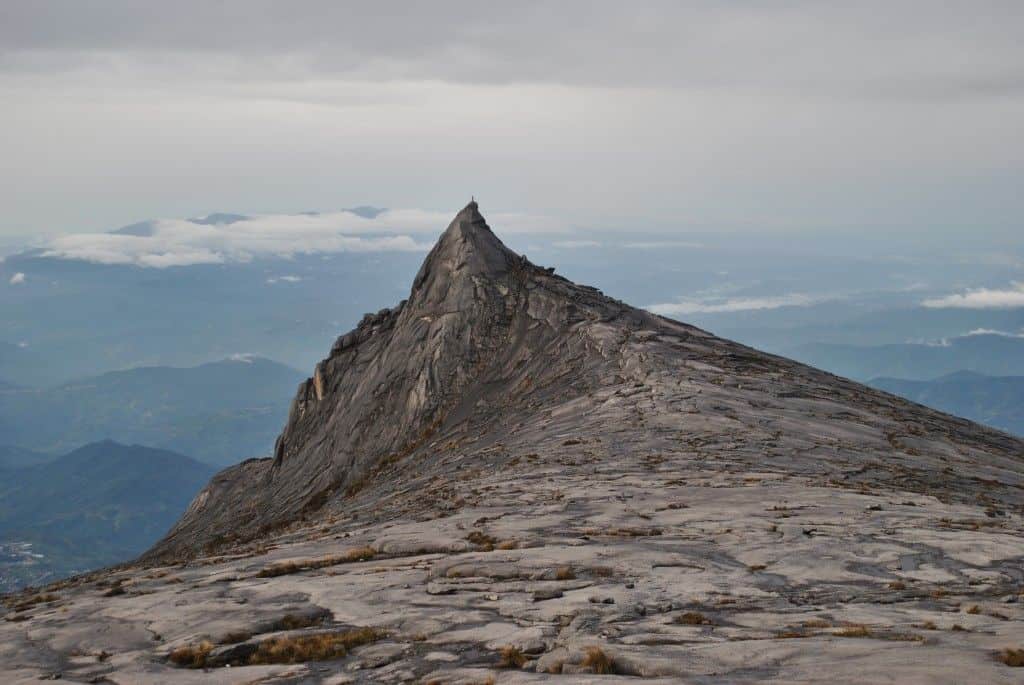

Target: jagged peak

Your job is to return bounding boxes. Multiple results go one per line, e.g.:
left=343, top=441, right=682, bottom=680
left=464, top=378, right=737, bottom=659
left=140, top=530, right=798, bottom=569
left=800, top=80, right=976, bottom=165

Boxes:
left=409, top=201, right=521, bottom=305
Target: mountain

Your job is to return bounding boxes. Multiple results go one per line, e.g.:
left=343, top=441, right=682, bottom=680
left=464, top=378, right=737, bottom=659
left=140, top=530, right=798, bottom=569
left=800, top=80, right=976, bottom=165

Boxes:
left=4, top=205, right=1023, bottom=683
left=787, top=333, right=1024, bottom=381
left=0, top=357, right=304, bottom=466
left=0, top=444, right=50, bottom=469
left=0, top=242, right=423, bottom=388
left=0, top=441, right=215, bottom=591
left=870, top=371, right=1024, bottom=437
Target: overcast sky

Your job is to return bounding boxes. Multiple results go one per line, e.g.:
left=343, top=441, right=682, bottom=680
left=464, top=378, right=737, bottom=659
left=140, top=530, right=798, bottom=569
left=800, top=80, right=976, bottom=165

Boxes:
left=1, top=1, right=1022, bottom=244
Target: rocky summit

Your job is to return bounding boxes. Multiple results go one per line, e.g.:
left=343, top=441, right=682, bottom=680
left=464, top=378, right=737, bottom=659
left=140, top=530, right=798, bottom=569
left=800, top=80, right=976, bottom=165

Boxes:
left=3, top=204, right=1024, bottom=684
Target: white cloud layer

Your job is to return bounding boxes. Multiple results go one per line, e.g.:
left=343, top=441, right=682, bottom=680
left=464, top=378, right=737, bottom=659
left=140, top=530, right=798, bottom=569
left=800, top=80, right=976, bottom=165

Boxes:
left=962, top=328, right=1024, bottom=338
left=646, top=293, right=823, bottom=316
left=8, top=272, right=25, bottom=285
left=922, top=282, right=1024, bottom=309
left=40, top=208, right=559, bottom=268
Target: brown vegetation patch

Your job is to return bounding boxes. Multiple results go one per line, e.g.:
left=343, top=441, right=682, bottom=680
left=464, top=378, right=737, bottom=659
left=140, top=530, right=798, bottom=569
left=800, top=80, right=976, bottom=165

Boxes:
left=466, top=531, right=497, bottom=550
left=4, top=593, right=59, bottom=613
left=168, top=641, right=214, bottom=668
left=554, top=566, right=576, bottom=581
left=674, top=611, right=712, bottom=626
left=581, top=646, right=614, bottom=674
left=248, top=627, right=385, bottom=665
left=497, top=645, right=527, bottom=669
left=272, top=612, right=327, bottom=632
left=998, top=649, right=1024, bottom=667
left=255, top=547, right=376, bottom=578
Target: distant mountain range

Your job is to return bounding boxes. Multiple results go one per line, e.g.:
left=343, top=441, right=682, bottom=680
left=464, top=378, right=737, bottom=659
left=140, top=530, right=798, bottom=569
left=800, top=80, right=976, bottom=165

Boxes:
left=870, top=371, right=1024, bottom=437
left=0, top=440, right=215, bottom=591
left=0, top=356, right=304, bottom=466
left=787, top=333, right=1024, bottom=381
left=0, top=444, right=49, bottom=469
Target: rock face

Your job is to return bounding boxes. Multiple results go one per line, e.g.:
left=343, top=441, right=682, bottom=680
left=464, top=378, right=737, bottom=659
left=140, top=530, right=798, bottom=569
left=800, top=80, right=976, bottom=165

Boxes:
left=152, top=202, right=1024, bottom=562
left=149, top=201, right=674, bottom=558
left=4, top=204, right=1024, bottom=684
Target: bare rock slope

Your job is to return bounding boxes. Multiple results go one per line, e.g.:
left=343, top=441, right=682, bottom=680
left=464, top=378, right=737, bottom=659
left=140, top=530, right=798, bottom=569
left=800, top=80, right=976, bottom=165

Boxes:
left=3, top=204, right=1024, bottom=684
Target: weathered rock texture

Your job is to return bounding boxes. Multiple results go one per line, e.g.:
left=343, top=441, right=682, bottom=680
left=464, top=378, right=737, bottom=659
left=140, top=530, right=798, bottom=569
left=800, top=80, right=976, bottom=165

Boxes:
left=3, top=204, right=1024, bottom=683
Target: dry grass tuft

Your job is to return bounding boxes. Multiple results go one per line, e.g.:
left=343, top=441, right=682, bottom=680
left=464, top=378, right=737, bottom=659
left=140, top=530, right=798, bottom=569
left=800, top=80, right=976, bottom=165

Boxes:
left=581, top=646, right=614, bottom=674
left=496, top=540, right=519, bottom=550
left=498, top=645, right=528, bottom=669
left=248, top=627, right=385, bottom=665
left=554, top=566, right=576, bottom=581
left=998, top=648, right=1024, bottom=667
left=6, top=593, right=59, bottom=612
left=466, top=531, right=497, bottom=550
left=674, top=611, right=712, bottom=626
left=168, top=641, right=214, bottom=668
left=255, top=547, right=376, bottom=578
left=888, top=580, right=906, bottom=590
left=776, top=628, right=811, bottom=639
left=273, top=612, right=326, bottom=631
left=835, top=625, right=871, bottom=638
left=966, top=605, right=981, bottom=615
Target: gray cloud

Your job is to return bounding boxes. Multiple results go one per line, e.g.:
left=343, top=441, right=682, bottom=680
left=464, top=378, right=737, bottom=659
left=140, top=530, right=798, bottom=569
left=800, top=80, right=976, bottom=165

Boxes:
left=2, top=1, right=1021, bottom=99
left=0, top=2, right=1021, bottom=243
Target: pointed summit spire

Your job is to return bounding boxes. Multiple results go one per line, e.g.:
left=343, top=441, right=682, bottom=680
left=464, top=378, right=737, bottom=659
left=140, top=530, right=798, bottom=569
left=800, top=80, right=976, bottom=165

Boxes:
left=409, top=201, right=518, bottom=297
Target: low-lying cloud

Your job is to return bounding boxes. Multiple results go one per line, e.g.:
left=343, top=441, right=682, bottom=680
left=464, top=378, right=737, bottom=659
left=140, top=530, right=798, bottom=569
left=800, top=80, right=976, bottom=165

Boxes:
left=40, top=208, right=559, bottom=268
left=8, top=272, right=25, bottom=285
left=922, top=282, right=1024, bottom=309
left=646, top=293, right=823, bottom=317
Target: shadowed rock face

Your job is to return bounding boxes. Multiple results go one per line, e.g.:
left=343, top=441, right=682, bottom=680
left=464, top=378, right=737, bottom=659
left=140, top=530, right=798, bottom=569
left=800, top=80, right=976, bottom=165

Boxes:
left=149, top=203, right=1024, bottom=561
left=6, top=205, right=1024, bottom=683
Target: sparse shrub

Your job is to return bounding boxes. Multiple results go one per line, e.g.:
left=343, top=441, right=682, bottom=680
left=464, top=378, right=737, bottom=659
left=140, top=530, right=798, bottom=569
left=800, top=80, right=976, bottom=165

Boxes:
left=966, top=605, right=981, bottom=615
left=257, top=561, right=303, bottom=578
left=888, top=580, right=906, bottom=590
left=498, top=645, right=527, bottom=668
left=776, top=628, right=810, bottom=638
left=248, top=627, right=385, bottom=665
left=466, top=531, right=497, bottom=549
left=674, top=611, right=712, bottom=626
left=554, top=566, right=576, bottom=581
left=998, top=649, right=1024, bottom=667
left=273, top=612, right=326, bottom=631
left=168, top=641, right=214, bottom=668
left=496, top=540, right=519, bottom=550
left=581, top=646, right=614, bottom=674
left=8, top=593, right=59, bottom=612
left=835, top=625, right=871, bottom=638
left=255, top=547, right=376, bottom=578
left=748, top=564, right=767, bottom=572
